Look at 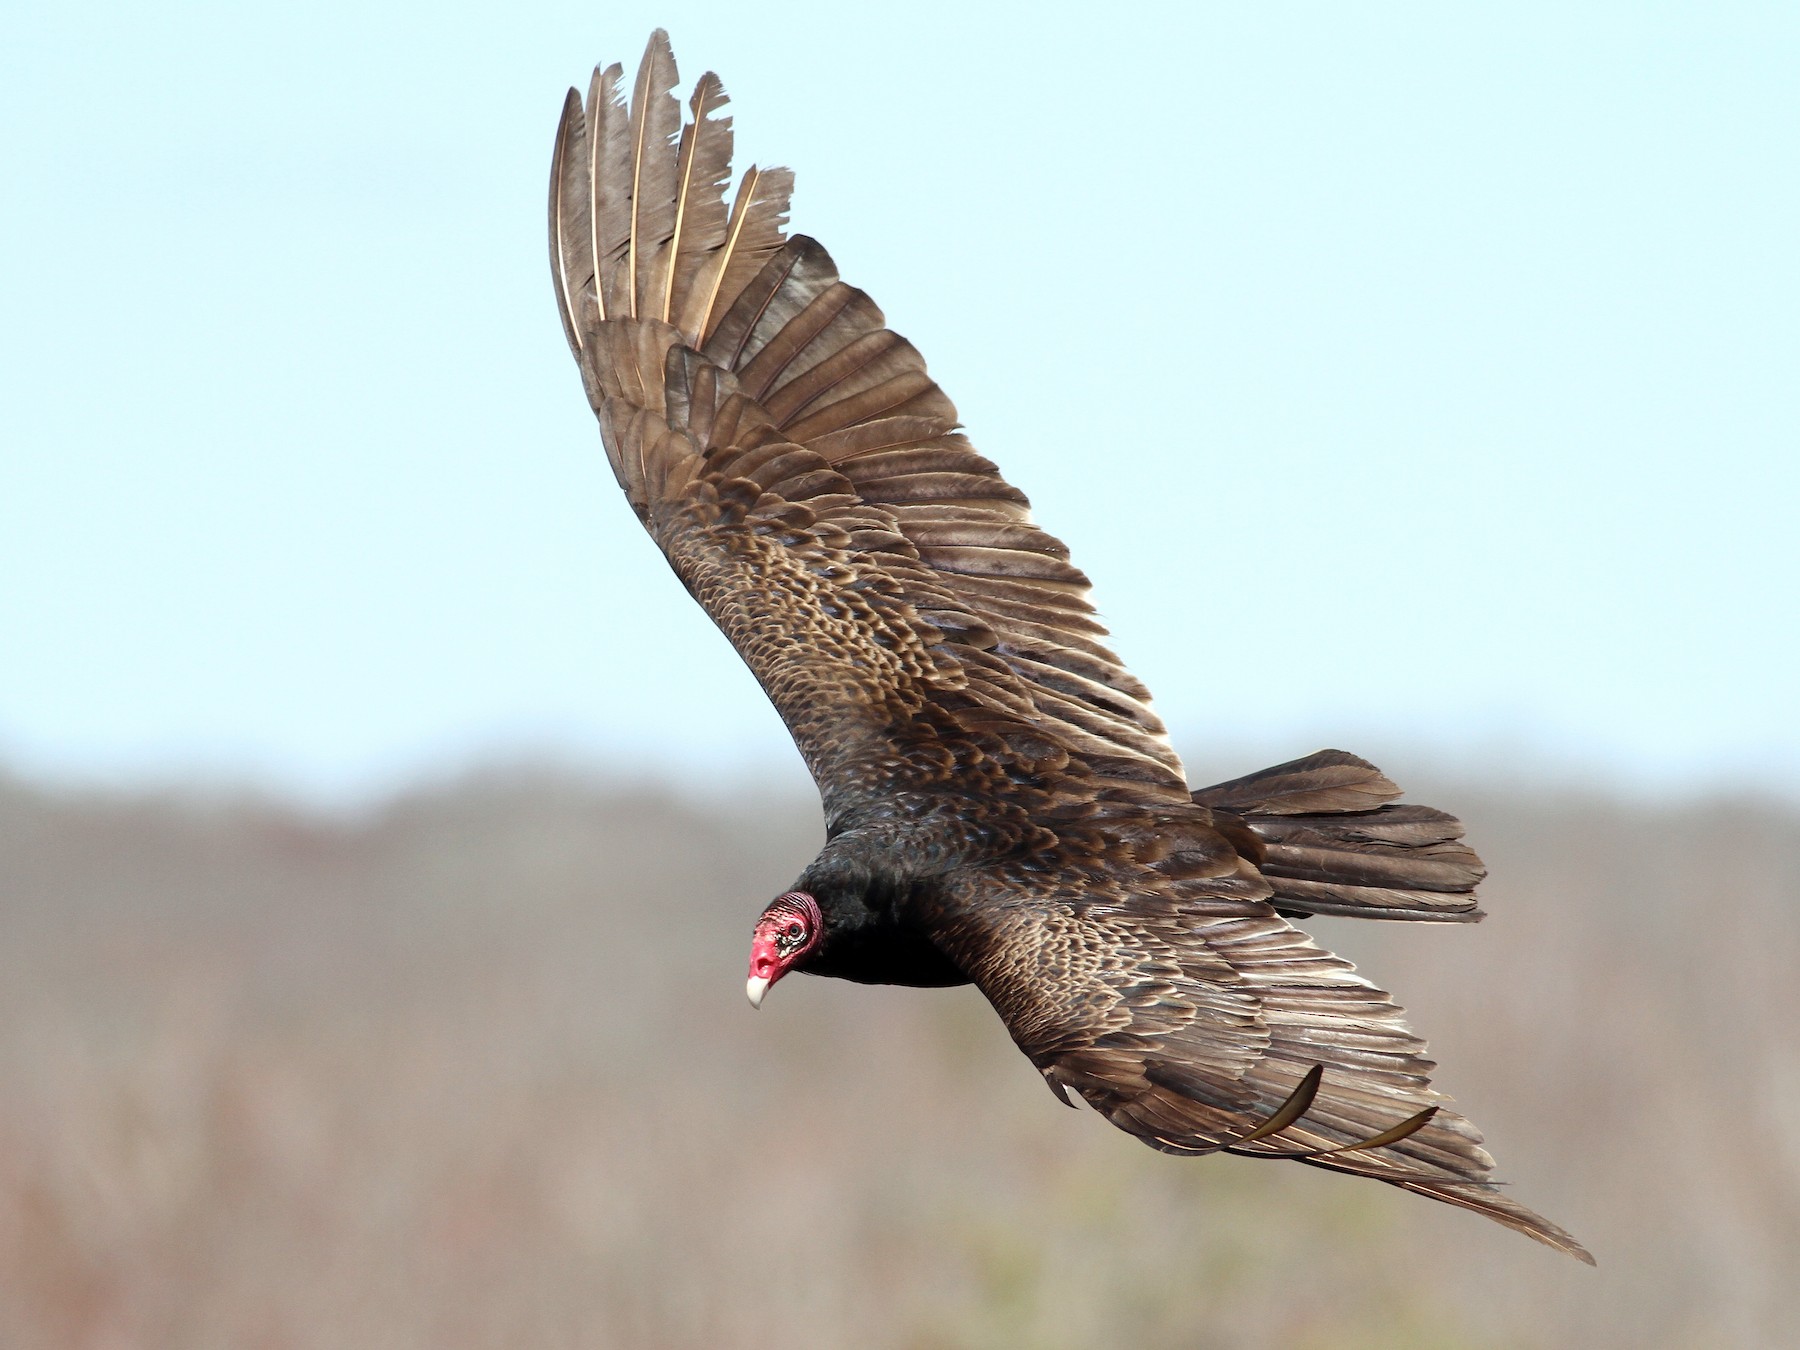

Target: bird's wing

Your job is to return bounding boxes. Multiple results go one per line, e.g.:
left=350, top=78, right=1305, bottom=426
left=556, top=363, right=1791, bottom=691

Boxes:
left=929, top=850, right=1592, bottom=1263
left=550, top=33, right=1187, bottom=820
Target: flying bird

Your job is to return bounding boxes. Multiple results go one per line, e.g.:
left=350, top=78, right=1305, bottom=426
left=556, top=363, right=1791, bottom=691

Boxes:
left=548, top=31, right=1590, bottom=1263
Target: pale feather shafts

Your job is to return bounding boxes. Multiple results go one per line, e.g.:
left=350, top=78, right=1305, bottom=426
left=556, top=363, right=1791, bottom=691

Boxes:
left=550, top=30, right=793, bottom=354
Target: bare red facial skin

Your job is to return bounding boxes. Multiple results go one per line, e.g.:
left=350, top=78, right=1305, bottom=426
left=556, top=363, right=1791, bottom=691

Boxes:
left=746, top=891, right=823, bottom=1006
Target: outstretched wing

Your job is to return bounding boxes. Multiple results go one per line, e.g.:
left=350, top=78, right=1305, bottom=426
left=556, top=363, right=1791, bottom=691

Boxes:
left=550, top=33, right=1186, bottom=820
left=933, top=858, right=1594, bottom=1263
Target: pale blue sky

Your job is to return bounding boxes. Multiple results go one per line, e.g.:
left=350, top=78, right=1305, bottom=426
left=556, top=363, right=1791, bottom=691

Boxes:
left=4, top=2, right=1796, bottom=802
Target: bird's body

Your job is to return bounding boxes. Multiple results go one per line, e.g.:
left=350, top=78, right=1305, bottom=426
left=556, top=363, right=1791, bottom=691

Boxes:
left=549, top=31, right=1591, bottom=1263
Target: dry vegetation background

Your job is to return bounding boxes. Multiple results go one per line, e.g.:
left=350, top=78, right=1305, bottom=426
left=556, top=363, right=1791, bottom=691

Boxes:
left=1, top=759, right=1797, bottom=1348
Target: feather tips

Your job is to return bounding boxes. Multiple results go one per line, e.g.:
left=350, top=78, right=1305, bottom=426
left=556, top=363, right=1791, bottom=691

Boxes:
left=658, top=73, right=734, bottom=325
left=551, top=32, right=792, bottom=354
left=678, top=165, right=795, bottom=345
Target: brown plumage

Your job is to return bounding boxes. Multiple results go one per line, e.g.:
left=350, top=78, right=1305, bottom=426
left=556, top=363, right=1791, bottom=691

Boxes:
left=548, top=31, right=1591, bottom=1264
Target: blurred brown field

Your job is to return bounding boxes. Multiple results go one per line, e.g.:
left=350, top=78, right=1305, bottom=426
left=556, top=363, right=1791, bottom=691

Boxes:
left=1, top=761, right=1796, bottom=1349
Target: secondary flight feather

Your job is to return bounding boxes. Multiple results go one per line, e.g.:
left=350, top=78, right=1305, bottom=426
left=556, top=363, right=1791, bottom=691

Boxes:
left=548, top=30, right=1591, bottom=1263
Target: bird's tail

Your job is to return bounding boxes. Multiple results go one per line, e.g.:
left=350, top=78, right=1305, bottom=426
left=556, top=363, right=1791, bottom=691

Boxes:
left=1194, top=750, right=1486, bottom=922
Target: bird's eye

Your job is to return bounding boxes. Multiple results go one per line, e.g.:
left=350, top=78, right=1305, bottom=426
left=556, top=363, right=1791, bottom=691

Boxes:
left=784, top=922, right=804, bottom=941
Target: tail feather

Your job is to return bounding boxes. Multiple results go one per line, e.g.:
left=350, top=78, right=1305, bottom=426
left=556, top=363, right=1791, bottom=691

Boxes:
left=1196, top=751, right=1486, bottom=923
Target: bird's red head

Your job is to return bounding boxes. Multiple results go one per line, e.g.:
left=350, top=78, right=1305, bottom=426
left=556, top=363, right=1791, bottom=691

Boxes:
left=746, top=890, right=823, bottom=1008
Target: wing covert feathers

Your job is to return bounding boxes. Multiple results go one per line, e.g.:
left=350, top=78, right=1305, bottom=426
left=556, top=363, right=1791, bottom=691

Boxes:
left=550, top=31, right=1185, bottom=803
left=942, top=886, right=1591, bottom=1263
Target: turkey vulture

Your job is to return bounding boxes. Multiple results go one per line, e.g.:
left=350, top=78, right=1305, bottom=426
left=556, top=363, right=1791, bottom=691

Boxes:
left=548, top=31, right=1591, bottom=1263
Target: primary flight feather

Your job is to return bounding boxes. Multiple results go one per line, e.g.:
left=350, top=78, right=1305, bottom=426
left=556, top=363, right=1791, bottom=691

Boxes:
left=548, top=30, right=1591, bottom=1263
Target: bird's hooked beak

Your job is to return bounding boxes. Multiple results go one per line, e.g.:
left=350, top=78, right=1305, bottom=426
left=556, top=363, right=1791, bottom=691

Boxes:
left=746, top=931, right=782, bottom=1009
